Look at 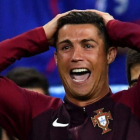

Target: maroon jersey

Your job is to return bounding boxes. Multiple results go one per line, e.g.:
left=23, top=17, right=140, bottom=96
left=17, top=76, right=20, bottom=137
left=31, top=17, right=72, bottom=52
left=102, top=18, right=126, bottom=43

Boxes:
left=0, top=21, right=140, bottom=140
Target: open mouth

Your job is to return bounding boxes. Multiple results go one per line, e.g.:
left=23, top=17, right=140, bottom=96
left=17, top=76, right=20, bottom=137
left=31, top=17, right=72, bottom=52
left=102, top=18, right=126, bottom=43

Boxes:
left=70, top=68, right=91, bottom=82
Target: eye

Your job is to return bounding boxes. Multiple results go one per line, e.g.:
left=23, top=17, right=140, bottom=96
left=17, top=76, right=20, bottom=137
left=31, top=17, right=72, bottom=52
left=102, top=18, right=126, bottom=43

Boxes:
left=84, top=44, right=93, bottom=49
left=62, top=45, right=71, bottom=51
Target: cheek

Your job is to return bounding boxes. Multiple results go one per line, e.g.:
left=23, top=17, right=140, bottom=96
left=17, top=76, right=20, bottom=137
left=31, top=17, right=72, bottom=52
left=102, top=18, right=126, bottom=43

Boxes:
left=85, top=51, right=98, bottom=66
left=57, top=52, right=72, bottom=64
left=97, top=48, right=108, bottom=64
left=57, top=55, right=70, bottom=73
left=87, top=51, right=107, bottom=73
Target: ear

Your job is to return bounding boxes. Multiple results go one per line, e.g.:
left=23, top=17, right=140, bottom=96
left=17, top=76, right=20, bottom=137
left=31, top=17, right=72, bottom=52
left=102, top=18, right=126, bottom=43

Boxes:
left=54, top=51, right=58, bottom=65
left=107, top=47, right=117, bottom=64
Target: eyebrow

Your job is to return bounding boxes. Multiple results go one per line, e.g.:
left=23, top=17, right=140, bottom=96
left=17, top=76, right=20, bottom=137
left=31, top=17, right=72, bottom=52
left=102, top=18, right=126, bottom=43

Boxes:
left=58, top=39, right=71, bottom=46
left=58, top=39, right=98, bottom=46
left=81, top=39, right=98, bottom=44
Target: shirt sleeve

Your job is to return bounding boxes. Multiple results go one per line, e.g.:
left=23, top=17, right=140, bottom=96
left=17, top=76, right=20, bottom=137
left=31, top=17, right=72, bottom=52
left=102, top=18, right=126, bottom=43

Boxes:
left=107, top=20, right=140, bottom=118
left=0, top=76, right=62, bottom=139
left=0, top=27, right=49, bottom=72
left=0, top=27, right=55, bottom=139
left=0, top=77, right=37, bottom=139
left=107, top=20, right=140, bottom=51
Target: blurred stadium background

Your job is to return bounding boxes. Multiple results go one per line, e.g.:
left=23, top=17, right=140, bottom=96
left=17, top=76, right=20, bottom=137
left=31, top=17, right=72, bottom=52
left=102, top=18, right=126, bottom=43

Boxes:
left=0, top=0, right=139, bottom=100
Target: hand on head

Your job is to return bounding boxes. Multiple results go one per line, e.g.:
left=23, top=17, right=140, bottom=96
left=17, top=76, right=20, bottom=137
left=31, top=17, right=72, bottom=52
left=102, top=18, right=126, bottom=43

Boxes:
left=85, top=9, right=114, bottom=25
left=43, top=10, right=81, bottom=46
left=43, top=11, right=70, bottom=46
left=43, top=9, right=114, bottom=46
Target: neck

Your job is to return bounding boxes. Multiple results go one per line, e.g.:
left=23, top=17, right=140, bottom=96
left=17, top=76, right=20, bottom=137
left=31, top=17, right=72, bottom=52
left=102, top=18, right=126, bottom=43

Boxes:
left=66, top=86, right=110, bottom=107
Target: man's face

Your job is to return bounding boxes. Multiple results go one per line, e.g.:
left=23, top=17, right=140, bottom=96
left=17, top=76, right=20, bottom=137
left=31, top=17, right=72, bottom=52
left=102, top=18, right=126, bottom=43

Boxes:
left=130, top=64, right=140, bottom=87
left=54, top=24, right=114, bottom=105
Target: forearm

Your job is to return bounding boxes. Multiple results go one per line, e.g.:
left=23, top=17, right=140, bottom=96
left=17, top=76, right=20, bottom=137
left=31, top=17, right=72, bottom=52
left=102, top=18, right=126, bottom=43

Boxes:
left=107, top=20, right=140, bottom=51
left=0, top=77, right=36, bottom=139
left=0, top=27, right=49, bottom=72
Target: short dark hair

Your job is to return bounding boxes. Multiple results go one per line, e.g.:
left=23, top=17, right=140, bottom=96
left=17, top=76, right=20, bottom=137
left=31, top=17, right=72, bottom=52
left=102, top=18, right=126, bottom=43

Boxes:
left=54, top=11, right=111, bottom=52
left=6, top=67, right=49, bottom=95
left=126, top=49, right=140, bottom=85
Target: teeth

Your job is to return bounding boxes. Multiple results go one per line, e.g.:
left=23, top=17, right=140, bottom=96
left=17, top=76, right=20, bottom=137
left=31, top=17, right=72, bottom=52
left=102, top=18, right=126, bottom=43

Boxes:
left=72, top=69, right=88, bottom=73
left=73, top=79, right=85, bottom=82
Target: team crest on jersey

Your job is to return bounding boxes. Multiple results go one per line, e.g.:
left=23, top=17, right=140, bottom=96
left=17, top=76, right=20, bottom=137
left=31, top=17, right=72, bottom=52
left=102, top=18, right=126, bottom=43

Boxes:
left=91, top=108, right=113, bottom=134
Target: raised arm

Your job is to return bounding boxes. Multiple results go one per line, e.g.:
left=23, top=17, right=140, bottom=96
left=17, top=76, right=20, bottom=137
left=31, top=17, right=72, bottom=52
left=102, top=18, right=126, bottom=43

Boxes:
left=0, top=10, right=72, bottom=72
left=89, top=10, right=140, bottom=118
left=107, top=20, right=140, bottom=51
left=0, top=27, right=48, bottom=72
left=0, top=11, right=72, bottom=139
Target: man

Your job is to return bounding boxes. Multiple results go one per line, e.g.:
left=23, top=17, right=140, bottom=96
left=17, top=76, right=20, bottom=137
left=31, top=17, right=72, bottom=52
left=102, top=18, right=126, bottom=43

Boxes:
left=126, top=49, right=140, bottom=87
left=0, top=10, right=140, bottom=140
left=53, top=11, right=116, bottom=106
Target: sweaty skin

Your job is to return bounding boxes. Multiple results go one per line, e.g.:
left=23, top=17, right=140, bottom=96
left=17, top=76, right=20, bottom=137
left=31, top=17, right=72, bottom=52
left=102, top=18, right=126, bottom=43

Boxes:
left=54, top=24, right=117, bottom=106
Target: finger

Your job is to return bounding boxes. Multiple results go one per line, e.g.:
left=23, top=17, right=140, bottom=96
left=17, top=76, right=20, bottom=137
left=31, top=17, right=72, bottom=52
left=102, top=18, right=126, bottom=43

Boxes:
left=85, top=9, right=108, bottom=15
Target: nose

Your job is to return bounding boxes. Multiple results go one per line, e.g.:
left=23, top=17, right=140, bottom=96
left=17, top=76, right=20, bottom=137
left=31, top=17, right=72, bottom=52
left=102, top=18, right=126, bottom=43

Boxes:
left=71, top=46, right=84, bottom=62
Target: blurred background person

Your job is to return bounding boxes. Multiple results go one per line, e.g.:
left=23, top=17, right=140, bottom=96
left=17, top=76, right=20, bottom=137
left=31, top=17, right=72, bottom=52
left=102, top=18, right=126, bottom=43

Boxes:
left=126, top=49, right=140, bottom=87
left=6, top=67, right=49, bottom=95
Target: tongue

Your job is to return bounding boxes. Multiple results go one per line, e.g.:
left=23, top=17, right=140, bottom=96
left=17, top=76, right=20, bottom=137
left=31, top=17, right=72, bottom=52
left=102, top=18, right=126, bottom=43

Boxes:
left=73, top=73, right=90, bottom=81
